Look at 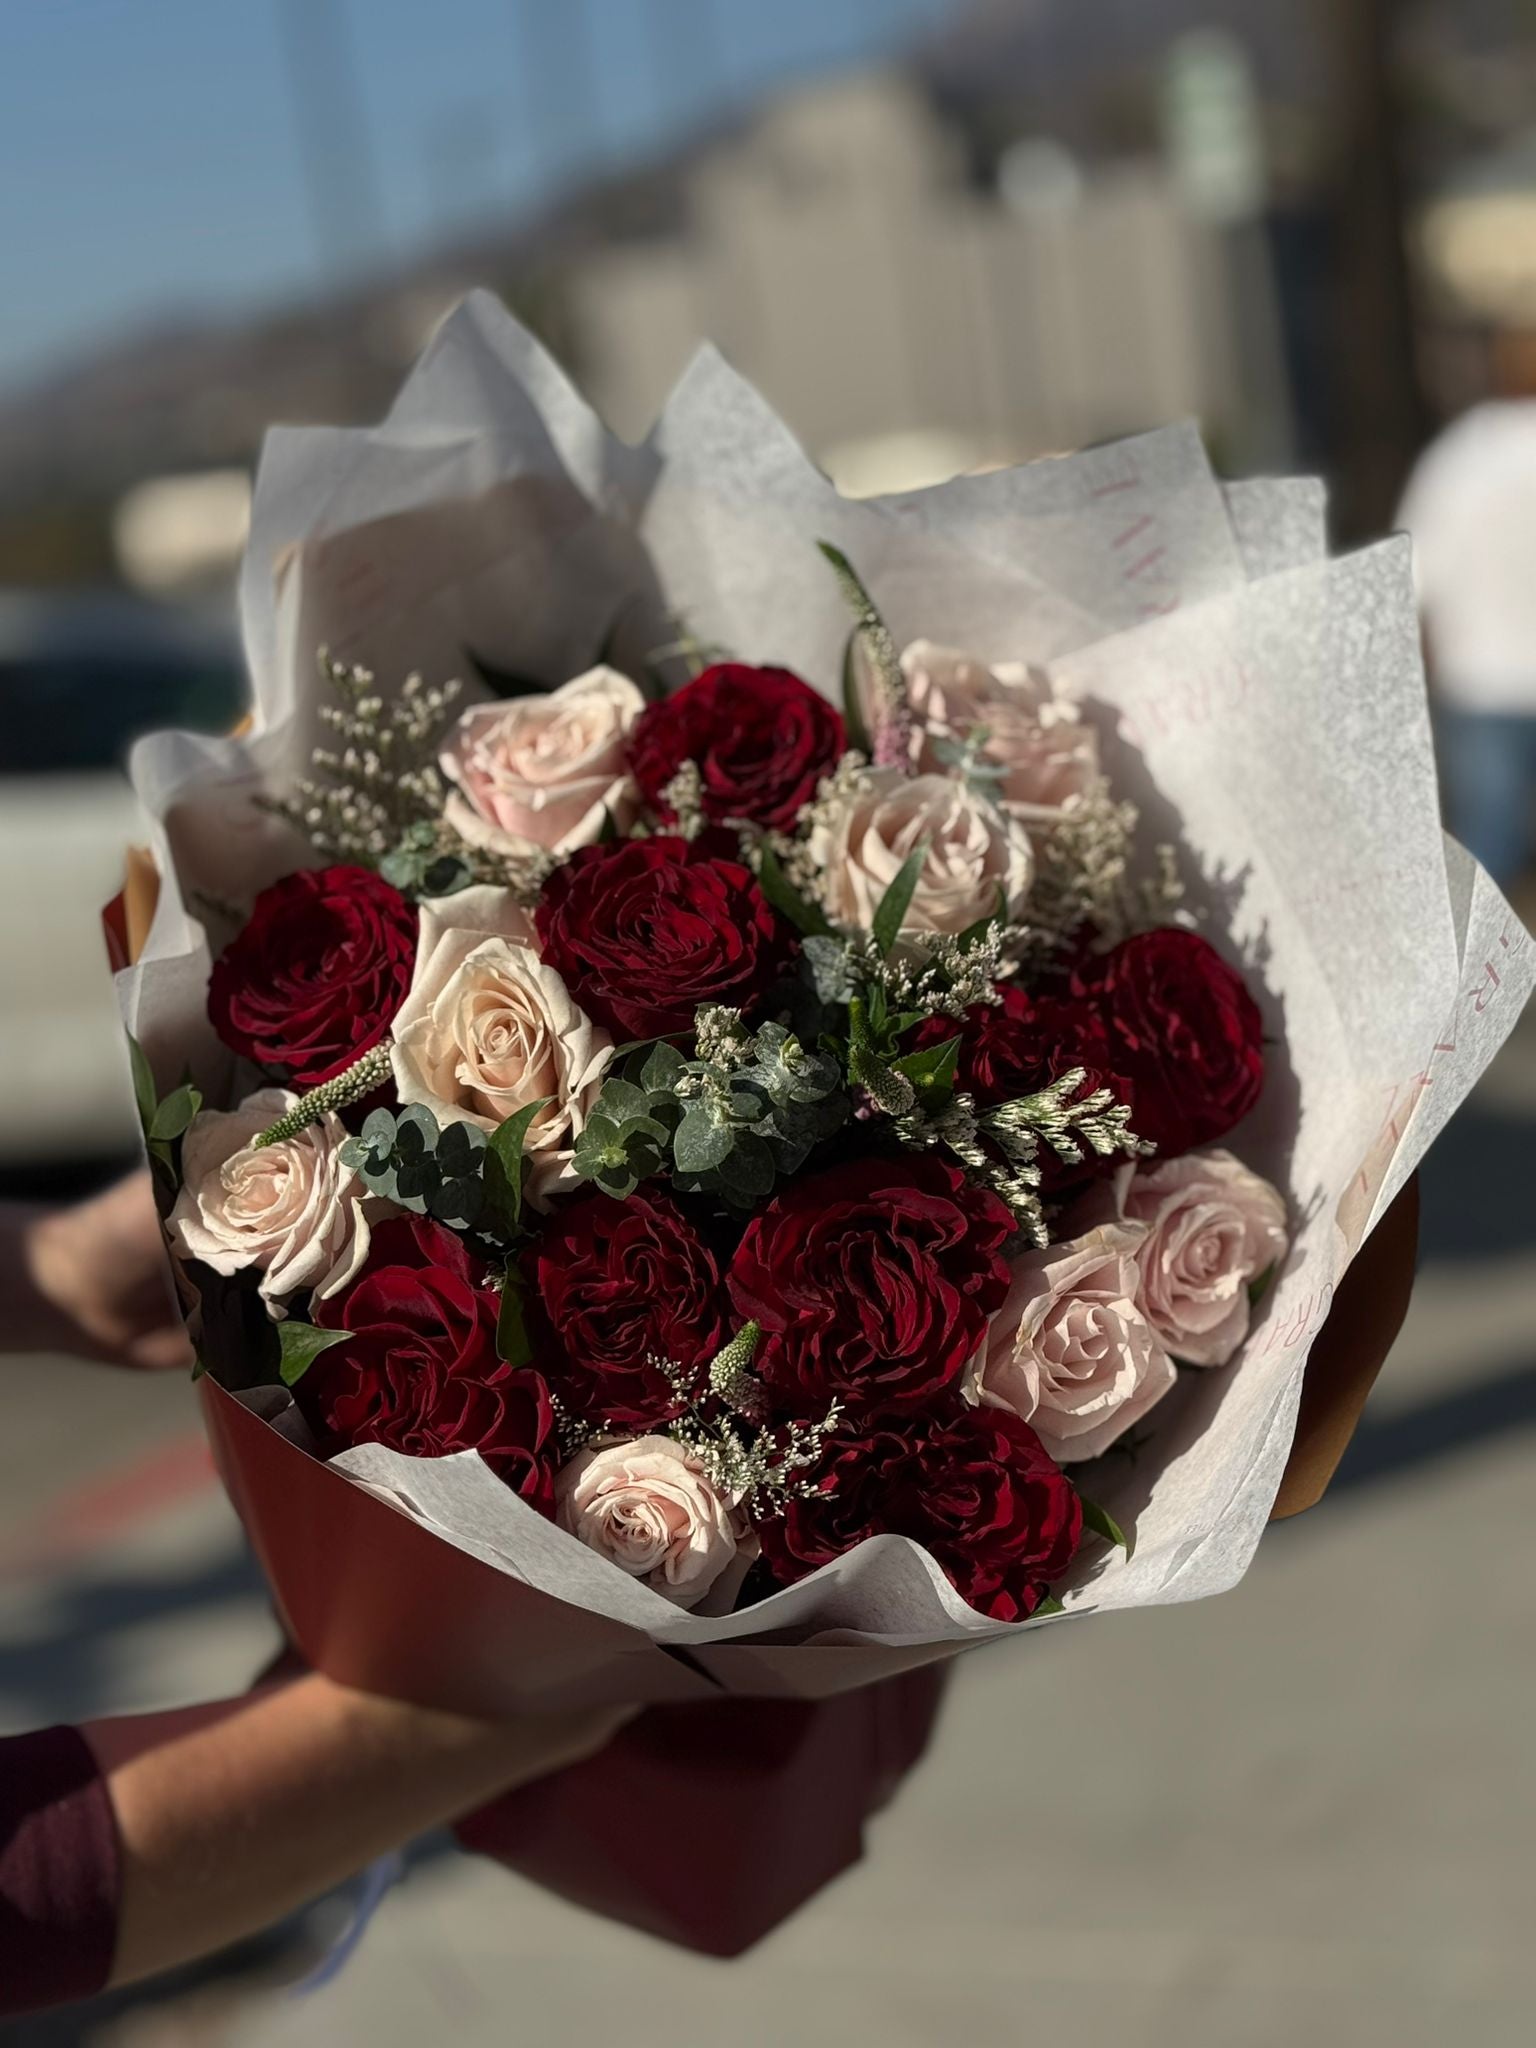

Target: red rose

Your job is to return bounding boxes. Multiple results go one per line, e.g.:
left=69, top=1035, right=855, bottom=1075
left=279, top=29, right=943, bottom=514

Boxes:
left=727, top=1155, right=1014, bottom=1416
left=759, top=1403, right=1082, bottom=1622
left=303, top=1215, right=556, bottom=1512
left=530, top=1188, right=728, bottom=1429
left=1072, top=929, right=1264, bottom=1157
left=629, top=663, right=845, bottom=833
left=911, top=986, right=1133, bottom=1192
left=209, top=865, right=416, bottom=1086
left=534, top=835, right=790, bottom=1040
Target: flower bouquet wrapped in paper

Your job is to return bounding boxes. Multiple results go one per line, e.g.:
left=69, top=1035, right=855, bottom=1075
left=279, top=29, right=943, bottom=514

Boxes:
left=110, top=294, right=1531, bottom=1953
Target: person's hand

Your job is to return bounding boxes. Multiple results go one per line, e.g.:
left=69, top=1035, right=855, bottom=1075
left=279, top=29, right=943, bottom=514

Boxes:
left=8, top=1170, right=191, bottom=1371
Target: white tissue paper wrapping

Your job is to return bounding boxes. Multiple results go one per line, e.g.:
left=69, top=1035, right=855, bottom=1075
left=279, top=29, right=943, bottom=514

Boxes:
left=117, top=292, right=1533, bottom=1691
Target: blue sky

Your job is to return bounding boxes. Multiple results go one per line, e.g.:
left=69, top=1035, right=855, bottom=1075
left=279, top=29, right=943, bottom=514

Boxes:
left=0, top=0, right=947, bottom=398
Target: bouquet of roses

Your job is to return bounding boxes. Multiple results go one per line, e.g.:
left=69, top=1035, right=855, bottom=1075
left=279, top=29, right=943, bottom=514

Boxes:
left=109, top=293, right=1531, bottom=1948
left=153, top=571, right=1280, bottom=1627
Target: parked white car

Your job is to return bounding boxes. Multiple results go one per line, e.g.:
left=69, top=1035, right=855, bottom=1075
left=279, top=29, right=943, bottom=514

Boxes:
left=0, top=591, right=244, bottom=1169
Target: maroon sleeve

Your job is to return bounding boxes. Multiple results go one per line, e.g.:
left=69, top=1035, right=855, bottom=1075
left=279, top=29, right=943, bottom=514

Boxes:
left=0, top=1726, right=120, bottom=2016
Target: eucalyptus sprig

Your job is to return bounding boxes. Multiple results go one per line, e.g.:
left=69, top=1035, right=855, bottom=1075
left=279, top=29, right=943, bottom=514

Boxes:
left=339, top=1103, right=488, bottom=1229
left=572, top=1016, right=849, bottom=1210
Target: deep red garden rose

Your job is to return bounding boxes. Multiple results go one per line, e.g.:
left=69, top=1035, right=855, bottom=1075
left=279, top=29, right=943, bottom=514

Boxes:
left=303, top=1215, right=556, bottom=1512
left=629, top=663, right=845, bottom=833
left=208, top=864, right=417, bottom=1086
left=759, top=1402, right=1082, bottom=1622
left=728, top=1154, right=1014, bottom=1416
left=534, top=835, right=790, bottom=1039
left=1072, top=929, right=1264, bottom=1157
left=911, top=986, right=1135, bottom=1193
left=530, top=1188, right=728, bottom=1429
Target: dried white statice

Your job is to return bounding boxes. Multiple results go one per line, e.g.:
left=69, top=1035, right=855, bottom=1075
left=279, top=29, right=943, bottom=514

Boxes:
left=261, top=649, right=462, bottom=865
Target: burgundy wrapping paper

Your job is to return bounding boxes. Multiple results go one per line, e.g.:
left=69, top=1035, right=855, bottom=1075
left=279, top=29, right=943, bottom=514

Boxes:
left=200, top=1378, right=719, bottom=1716
left=454, top=1667, right=947, bottom=1957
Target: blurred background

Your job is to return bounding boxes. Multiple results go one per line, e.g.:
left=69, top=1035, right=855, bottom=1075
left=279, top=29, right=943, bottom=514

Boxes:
left=1, top=3, right=1532, bottom=2043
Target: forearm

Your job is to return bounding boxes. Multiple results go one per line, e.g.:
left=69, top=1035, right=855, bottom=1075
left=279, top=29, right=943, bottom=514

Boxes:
left=86, top=1673, right=602, bottom=1989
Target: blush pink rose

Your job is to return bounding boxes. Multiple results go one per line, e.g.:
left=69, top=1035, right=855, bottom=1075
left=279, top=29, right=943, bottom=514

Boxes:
left=555, top=1435, right=747, bottom=1608
left=901, top=640, right=1100, bottom=824
left=389, top=886, right=611, bottom=1203
left=166, top=1087, right=373, bottom=1318
left=970, top=1220, right=1176, bottom=1462
left=808, top=766, right=1032, bottom=944
left=1122, top=1149, right=1289, bottom=1366
left=440, top=665, right=644, bottom=858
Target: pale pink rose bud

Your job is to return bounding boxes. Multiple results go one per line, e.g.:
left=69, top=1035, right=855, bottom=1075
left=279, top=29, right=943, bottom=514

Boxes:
left=808, top=766, right=1032, bottom=944
left=1122, top=1149, right=1289, bottom=1367
left=389, top=887, right=610, bottom=1205
left=556, top=1435, right=745, bottom=1608
left=166, top=1087, right=372, bottom=1318
left=901, top=639, right=1101, bottom=824
left=971, top=1221, right=1176, bottom=1462
left=440, top=665, right=644, bottom=858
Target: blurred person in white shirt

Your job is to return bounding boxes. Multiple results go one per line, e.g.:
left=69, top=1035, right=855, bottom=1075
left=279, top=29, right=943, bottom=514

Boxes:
left=1398, top=402, right=1536, bottom=883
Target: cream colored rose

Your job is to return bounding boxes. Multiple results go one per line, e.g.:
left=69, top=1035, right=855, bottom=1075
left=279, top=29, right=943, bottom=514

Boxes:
left=809, top=766, right=1033, bottom=942
left=1122, top=1150, right=1289, bottom=1367
left=390, top=886, right=610, bottom=1202
left=440, top=664, right=644, bottom=857
left=556, top=1436, right=745, bottom=1608
left=971, top=1221, right=1176, bottom=1462
left=166, top=1087, right=372, bottom=1318
left=901, top=639, right=1100, bottom=824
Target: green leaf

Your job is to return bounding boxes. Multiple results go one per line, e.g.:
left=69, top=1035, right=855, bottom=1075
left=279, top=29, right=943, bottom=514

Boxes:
left=277, top=1321, right=351, bottom=1388
left=756, top=843, right=832, bottom=938
left=420, top=855, right=472, bottom=897
left=396, top=1102, right=438, bottom=1148
left=393, top=1157, right=435, bottom=1204
left=640, top=1040, right=686, bottom=1094
left=674, top=1106, right=732, bottom=1174
left=597, top=1077, right=653, bottom=1123
left=148, top=1082, right=202, bottom=1142
left=496, top=1264, right=536, bottom=1367
left=428, top=1175, right=484, bottom=1228
left=890, top=1036, right=961, bottom=1091
left=718, top=1130, right=775, bottom=1198
left=840, top=627, right=872, bottom=754
left=434, top=1119, right=486, bottom=1176
left=597, top=804, right=621, bottom=843
left=1077, top=1493, right=1133, bottom=1559
left=1031, top=1595, right=1066, bottom=1618
left=871, top=845, right=926, bottom=957
left=483, top=1097, right=552, bottom=1236
left=378, top=847, right=419, bottom=890
left=127, top=1032, right=157, bottom=1133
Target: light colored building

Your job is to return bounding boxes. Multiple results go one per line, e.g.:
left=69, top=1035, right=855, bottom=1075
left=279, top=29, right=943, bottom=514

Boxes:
left=568, top=72, right=1246, bottom=478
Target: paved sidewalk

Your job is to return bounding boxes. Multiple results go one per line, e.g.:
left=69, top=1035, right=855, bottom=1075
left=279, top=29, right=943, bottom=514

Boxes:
left=3, top=1010, right=1533, bottom=2048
